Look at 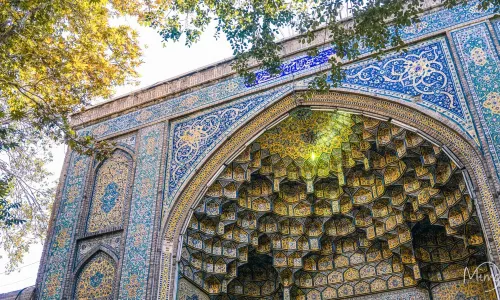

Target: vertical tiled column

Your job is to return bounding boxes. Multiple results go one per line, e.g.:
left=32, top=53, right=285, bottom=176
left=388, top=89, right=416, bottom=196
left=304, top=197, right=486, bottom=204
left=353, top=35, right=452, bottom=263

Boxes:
left=450, top=22, right=500, bottom=182
left=119, top=123, right=165, bottom=299
left=38, top=153, right=91, bottom=299
left=450, top=21, right=500, bottom=273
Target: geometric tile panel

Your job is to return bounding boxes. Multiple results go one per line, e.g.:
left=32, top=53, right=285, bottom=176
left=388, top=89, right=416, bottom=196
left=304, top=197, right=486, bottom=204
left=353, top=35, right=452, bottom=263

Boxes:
left=119, top=123, right=165, bottom=299
left=451, top=22, right=500, bottom=181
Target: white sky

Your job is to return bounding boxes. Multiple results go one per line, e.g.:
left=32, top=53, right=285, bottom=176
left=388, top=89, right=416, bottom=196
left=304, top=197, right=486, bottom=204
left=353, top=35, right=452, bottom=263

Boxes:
left=0, top=18, right=233, bottom=293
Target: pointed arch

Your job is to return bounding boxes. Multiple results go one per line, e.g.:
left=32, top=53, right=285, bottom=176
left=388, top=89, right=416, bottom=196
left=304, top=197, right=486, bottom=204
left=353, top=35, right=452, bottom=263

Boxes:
left=86, top=148, right=134, bottom=234
left=159, top=92, right=500, bottom=299
left=73, top=250, right=118, bottom=299
left=75, top=244, right=120, bottom=270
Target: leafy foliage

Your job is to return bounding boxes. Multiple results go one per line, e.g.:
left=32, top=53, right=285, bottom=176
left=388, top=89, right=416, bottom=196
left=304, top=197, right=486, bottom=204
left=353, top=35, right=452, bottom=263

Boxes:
left=0, top=0, right=144, bottom=271
left=0, top=178, right=25, bottom=227
left=1, top=0, right=144, bottom=158
left=145, top=0, right=499, bottom=89
left=0, top=132, right=55, bottom=273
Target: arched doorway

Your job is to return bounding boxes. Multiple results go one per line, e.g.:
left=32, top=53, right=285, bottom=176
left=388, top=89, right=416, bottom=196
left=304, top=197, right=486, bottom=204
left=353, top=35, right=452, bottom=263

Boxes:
left=159, top=92, right=500, bottom=299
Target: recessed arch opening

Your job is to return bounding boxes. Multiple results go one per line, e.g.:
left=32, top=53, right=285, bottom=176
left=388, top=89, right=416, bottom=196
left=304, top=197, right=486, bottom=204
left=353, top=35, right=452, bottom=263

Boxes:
left=161, top=92, right=500, bottom=300
left=73, top=250, right=118, bottom=299
left=173, top=105, right=495, bottom=299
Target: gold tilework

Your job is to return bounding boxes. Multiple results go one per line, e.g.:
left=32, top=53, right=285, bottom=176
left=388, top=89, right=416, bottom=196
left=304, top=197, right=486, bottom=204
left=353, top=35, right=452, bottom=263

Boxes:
left=87, top=150, right=132, bottom=233
left=75, top=252, right=116, bottom=299
left=178, top=109, right=489, bottom=298
left=431, top=279, right=497, bottom=300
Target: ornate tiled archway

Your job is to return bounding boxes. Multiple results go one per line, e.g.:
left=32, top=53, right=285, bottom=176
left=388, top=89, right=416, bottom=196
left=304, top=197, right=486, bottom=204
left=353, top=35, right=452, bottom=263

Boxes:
left=159, top=92, right=500, bottom=299
left=31, top=5, right=500, bottom=299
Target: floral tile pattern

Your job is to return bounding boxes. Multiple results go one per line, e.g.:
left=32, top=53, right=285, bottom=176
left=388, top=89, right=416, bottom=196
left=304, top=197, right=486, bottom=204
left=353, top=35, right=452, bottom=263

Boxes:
left=165, top=87, right=291, bottom=206
left=39, top=153, right=91, bottom=299
left=86, top=150, right=133, bottom=233
left=79, top=1, right=495, bottom=141
left=340, top=38, right=474, bottom=139
left=119, top=124, right=165, bottom=299
left=451, top=22, right=500, bottom=179
left=74, top=252, right=116, bottom=299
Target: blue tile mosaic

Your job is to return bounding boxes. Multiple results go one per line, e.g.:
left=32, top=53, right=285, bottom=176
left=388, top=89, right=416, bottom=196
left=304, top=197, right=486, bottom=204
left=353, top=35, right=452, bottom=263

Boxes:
left=341, top=38, right=470, bottom=120
left=249, top=48, right=335, bottom=87
left=39, top=153, right=91, bottom=299
left=451, top=22, right=500, bottom=180
left=249, top=0, right=496, bottom=87
left=493, top=18, right=500, bottom=42
left=119, top=123, right=165, bottom=299
left=79, top=1, right=495, bottom=142
left=165, top=87, right=291, bottom=206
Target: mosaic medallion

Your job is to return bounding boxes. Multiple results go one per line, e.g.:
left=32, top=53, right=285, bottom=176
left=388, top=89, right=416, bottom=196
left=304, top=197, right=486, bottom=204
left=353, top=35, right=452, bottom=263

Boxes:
left=75, top=252, right=116, bottom=299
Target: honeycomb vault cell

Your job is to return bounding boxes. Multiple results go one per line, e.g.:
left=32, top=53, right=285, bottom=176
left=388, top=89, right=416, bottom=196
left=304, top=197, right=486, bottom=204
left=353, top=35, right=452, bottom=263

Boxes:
left=179, top=109, right=488, bottom=299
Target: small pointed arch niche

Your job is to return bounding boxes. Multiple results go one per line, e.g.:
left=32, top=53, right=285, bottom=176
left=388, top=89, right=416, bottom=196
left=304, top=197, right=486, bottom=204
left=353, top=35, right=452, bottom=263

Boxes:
left=73, top=250, right=118, bottom=299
